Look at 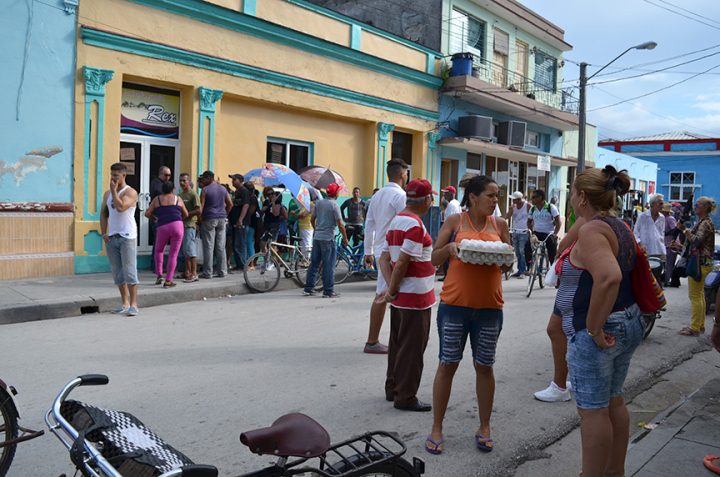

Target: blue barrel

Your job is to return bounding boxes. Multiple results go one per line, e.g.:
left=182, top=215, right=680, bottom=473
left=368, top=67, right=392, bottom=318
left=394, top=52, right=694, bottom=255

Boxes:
left=450, top=53, right=474, bottom=77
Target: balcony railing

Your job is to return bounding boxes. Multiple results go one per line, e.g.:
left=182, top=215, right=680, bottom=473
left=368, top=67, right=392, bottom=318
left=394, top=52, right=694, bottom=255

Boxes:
left=465, top=58, right=579, bottom=115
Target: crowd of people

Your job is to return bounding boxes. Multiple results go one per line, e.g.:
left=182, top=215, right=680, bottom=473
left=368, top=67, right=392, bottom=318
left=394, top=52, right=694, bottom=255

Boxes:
left=101, top=159, right=719, bottom=476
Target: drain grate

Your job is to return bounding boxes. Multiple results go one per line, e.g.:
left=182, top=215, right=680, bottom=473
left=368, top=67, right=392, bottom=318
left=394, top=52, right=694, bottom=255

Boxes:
left=80, top=306, right=99, bottom=314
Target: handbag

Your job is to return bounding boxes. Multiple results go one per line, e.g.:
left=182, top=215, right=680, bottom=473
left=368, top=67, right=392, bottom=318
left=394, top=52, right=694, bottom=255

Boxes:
left=686, top=247, right=702, bottom=281
left=632, top=244, right=667, bottom=313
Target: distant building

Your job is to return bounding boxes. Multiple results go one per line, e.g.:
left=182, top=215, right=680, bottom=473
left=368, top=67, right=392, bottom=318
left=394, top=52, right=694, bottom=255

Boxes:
left=599, top=132, right=720, bottom=222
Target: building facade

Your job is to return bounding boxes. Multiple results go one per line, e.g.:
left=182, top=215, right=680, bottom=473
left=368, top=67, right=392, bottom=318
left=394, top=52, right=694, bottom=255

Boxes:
left=435, top=0, right=580, bottom=216
left=71, top=0, right=442, bottom=274
left=0, top=0, right=78, bottom=280
left=599, top=132, right=720, bottom=223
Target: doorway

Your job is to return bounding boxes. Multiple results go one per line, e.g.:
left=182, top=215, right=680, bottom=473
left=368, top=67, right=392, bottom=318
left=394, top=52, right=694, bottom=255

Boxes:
left=119, top=135, right=179, bottom=252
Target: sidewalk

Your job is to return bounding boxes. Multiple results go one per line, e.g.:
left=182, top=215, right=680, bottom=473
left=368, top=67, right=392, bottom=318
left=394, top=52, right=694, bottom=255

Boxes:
left=626, top=377, right=720, bottom=476
left=0, top=270, right=298, bottom=325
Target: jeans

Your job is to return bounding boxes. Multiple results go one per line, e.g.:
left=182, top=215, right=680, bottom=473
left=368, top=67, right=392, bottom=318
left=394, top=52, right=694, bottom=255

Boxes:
left=688, top=263, right=712, bottom=331
left=436, top=303, right=503, bottom=366
left=246, top=226, right=256, bottom=258
left=512, top=231, right=529, bottom=274
left=567, top=305, right=644, bottom=409
left=201, top=218, right=228, bottom=277
left=106, top=235, right=139, bottom=285
left=304, top=239, right=336, bottom=295
left=232, top=225, right=248, bottom=269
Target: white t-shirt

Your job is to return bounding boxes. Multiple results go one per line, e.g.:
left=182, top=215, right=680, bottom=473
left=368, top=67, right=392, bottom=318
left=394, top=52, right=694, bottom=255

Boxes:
left=510, top=201, right=529, bottom=231
left=529, top=202, right=560, bottom=234
left=444, top=199, right=461, bottom=219
left=364, top=182, right=407, bottom=256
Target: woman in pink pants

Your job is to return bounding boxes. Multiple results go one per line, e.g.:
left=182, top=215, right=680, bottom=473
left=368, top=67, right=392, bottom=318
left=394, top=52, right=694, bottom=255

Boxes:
left=145, top=181, right=188, bottom=288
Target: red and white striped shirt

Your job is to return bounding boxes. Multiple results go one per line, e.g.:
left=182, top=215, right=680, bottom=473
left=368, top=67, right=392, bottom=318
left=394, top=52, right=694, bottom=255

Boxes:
left=382, top=212, right=437, bottom=310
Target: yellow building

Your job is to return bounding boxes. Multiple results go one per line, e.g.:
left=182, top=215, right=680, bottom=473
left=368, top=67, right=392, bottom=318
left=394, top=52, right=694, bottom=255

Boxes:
left=73, top=0, right=442, bottom=273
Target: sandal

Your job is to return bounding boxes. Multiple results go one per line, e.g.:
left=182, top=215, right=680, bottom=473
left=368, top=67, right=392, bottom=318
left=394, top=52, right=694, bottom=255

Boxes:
left=424, top=435, right=444, bottom=455
left=679, top=327, right=700, bottom=336
left=475, top=434, right=494, bottom=452
left=705, top=455, right=720, bottom=475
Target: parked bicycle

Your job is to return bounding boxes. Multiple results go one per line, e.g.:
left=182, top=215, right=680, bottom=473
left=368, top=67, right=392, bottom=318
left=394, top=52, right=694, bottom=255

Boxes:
left=526, top=234, right=554, bottom=298
left=46, top=374, right=425, bottom=477
left=243, top=233, right=314, bottom=293
left=0, top=378, right=44, bottom=477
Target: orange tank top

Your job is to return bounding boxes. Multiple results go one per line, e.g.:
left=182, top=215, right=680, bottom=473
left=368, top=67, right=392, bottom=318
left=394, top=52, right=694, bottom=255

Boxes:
left=439, top=212, right=504, bottom=309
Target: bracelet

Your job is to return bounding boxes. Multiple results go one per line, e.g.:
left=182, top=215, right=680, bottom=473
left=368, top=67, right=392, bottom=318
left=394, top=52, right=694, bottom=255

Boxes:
left=587, top=329, right=597, bottom=337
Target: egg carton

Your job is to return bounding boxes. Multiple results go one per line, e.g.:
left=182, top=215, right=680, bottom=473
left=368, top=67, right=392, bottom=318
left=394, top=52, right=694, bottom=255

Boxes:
left=457, top=248, right=515, bottom=266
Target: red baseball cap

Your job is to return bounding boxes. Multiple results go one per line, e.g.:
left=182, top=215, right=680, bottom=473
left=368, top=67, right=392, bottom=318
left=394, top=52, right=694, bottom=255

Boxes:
left=442, top=185, right=457, bottom=194
left=406, top=179, right=437, bottom=199
left=326, top=183, right=340, bottom=197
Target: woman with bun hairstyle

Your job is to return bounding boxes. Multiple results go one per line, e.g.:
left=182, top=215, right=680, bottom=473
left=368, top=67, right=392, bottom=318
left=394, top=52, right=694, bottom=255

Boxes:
left=425, top=174, right=511, bottom=455
left=557, top=165, right=643, bottom=477
left=677, top=196, right=716, bottom=336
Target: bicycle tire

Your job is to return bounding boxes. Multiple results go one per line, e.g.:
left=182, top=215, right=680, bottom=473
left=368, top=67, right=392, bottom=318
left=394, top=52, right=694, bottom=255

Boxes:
left=537, top=253, right=545, bottom=289
left=642, top=313, right=656, bottom=339
left=0, top=387, right=19, bottom=477
left=329, top=453, right=419, bottom=477
left=334, top=254, right=352, bottom=285
left=243, top=252, right=281, bottom=293
left=294, top=255, right=321, bottom=288
left=526, top=261, right=537, bottom=298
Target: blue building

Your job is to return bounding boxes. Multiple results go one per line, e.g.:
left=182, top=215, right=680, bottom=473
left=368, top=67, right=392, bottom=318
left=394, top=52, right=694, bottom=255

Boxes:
left=0, top=0, right=77, bottom=279
left=434, top=0, right=580, bottom=217
left=599, top=132, right=720, bottom=223
left=595, top=148, right=658, bottom=197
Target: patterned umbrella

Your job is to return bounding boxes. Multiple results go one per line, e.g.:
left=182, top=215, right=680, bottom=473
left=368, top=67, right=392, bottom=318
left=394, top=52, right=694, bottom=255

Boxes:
left=299, top=165, right=349, bottom=194
left=244, top=163, right=316, bottom=210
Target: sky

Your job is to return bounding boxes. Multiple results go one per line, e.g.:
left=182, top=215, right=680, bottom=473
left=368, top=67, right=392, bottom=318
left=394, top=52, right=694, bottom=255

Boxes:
left=520, top=0, right=720, bottom=140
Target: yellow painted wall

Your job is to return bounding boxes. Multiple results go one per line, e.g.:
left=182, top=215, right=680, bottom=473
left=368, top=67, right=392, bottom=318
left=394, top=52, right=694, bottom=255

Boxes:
left=80, top=0, right=438, bottom=113
left=258, top=0, right=351, bottom=48
left=362, top=31, right=427, bottom=72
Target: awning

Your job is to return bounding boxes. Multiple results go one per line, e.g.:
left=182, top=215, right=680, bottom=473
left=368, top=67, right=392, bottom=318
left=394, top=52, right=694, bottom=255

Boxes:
left=438, top=137, right=585, bottom=168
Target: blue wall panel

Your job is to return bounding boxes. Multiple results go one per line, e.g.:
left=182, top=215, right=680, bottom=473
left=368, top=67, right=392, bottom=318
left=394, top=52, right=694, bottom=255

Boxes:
left=0, top=1, right=75, bottom=202
left=669, top=142, right=716, bottom=152
left=620, top=144, right=664, bottom=153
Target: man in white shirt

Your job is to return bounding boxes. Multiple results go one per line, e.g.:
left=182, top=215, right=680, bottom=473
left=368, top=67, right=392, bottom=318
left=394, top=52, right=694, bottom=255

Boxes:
left=363, top=159, right=409, bottom=354
left=441, top=186, right=461, bottom=219
left=634, top=193, right=666, bottom=259
left=505, top=191, right=531, bottom=277
left=527, top=189, right=561, bottom=263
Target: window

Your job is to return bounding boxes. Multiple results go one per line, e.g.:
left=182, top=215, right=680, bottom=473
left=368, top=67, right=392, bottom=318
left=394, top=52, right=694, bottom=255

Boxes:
left=391, top=131, right=413, bottom=177
left=266, top=139, right=311, bottom=172
left=449, top=8, right=485, bottom=64
left=491, top=28, right=509, bottom=87
left=525, top=131, right=540, bottom=148
left=668, top=172, right=695, bottom=201
left=533, top=49, right=557, bottom=93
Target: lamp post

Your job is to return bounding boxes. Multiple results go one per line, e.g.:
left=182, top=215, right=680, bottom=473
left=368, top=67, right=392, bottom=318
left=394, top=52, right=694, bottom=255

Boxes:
left=577, top=41, right=657, bottom=173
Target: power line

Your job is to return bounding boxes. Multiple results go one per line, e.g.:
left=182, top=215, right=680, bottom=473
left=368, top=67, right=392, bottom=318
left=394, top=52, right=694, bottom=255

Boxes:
left=641, top=0, right=720, bottom=31
left=652, top=0, right=720, bottom=27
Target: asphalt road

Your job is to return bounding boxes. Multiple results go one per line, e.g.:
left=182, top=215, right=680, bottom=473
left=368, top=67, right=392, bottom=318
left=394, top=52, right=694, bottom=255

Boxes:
left=2, top=278, right=715, bottom=477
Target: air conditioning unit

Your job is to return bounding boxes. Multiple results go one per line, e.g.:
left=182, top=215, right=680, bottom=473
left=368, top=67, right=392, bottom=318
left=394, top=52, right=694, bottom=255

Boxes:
left=457, top=115, right=493, bottom=140
left=497, top=121, right=527, bottom=148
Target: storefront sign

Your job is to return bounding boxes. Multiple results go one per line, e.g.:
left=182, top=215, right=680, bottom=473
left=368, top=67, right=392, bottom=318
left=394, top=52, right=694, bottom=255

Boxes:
left=121, top=86, right=179, bottom=138
left=649, top=181, right=656, bottom=194
left=537, top=155, right=551, bottom=172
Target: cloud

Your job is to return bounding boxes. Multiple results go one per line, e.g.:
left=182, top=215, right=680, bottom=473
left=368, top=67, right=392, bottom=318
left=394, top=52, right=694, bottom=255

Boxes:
left=0, top=146, right=63, bottom=186
left=591, top=103, right=720, bottom=139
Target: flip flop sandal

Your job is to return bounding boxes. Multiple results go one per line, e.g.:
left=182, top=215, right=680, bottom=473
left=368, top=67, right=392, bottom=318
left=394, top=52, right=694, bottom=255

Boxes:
left=679, top=327, right=700, bottom=336
left=705, top=455, right=720, bottom=475
left=424, top=435, right=444, bottom=455
left=475, top=434, right=494, bottom=452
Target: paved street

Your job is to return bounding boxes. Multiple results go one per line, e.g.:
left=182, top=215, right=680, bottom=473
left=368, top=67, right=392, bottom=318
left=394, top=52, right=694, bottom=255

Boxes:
left=3, top=278, right=717, bottom=477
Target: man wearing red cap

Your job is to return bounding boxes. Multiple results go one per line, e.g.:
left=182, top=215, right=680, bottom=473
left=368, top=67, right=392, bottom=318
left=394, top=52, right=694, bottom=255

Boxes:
left=378, top=179, right=437, bottom=412
left=304, top=183, right=348, bottom=298
left=442, top=186, right=461, bottom=219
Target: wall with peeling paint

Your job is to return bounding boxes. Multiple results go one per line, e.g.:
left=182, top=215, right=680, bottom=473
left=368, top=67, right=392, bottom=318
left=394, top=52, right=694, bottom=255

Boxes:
left=0, top=0, right=75, bottom=203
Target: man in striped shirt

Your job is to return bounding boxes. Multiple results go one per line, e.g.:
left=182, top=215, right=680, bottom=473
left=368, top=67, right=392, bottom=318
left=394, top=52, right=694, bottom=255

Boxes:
left=379, top=179, right=437, bottom=412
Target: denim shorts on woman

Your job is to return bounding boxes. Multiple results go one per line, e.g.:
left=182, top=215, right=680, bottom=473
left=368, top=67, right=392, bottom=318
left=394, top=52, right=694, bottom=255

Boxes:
left=567, top=304, right=644, bottom=410
left=437, top=303, right=503, bottom=366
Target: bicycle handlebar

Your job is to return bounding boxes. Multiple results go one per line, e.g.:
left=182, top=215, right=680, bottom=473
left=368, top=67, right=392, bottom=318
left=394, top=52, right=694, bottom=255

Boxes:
left=78, top=374, right=109, bottom=386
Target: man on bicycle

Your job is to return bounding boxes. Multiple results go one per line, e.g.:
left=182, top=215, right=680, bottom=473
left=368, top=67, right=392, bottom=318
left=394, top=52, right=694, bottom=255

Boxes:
left=527, top=189, right=561, bottom=263
left=341, top=187, right=366, bottom=247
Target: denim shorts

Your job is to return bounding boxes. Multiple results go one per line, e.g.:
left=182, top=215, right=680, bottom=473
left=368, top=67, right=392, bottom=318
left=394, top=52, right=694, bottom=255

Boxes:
left=437, top=303, right=503, bottom=366
left=182, top=228, right=198, bottom=258
left=567, top=304, right=644, bottom=410
left=106, top=235, right=139, bottom=286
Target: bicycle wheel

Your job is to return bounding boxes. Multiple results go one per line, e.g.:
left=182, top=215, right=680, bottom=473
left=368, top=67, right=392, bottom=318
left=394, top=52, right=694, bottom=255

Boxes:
left=526, top=260, right=537, bottom=298
left=243, top=252, right=281, bottom=293
left=0, top=387, right=19, bottom=477
left=537, top=253, right=546, bottom=289
left=293, top=255, right=320, bottom=288
left=334, top=254, right=352, bottom=285
left=642, top=313, right=657, bottom=339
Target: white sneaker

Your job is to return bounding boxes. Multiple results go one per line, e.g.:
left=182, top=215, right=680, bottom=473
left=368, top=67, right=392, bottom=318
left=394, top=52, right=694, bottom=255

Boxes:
left=534, top=382, right=572, bottom=402
left=566, top=380, right=573, bottom=393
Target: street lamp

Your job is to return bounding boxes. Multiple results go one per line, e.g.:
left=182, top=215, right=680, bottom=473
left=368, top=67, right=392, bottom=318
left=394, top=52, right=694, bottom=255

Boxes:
left=577, top=41, right=657, bottom=173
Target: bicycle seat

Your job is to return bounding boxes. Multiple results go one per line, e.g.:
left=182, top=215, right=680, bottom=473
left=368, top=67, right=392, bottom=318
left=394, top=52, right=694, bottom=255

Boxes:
left=240, top=413, right=331, bottom=458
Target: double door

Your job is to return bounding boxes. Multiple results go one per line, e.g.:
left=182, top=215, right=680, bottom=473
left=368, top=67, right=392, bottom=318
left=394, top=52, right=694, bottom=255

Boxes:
left=119, top=135, right=179, bottom=252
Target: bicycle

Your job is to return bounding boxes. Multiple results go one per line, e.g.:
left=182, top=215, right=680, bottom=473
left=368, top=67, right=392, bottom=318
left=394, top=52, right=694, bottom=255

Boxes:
left=46, top=374, right=426, bottom=477
left=0, top=378, right=44, bottom=477
left=243, top=233, right=315, bottom=293
left=526, top=234, right=554, bottom=298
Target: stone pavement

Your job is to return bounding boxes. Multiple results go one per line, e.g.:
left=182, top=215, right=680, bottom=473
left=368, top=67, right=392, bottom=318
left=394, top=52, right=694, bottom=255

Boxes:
left=0, top=270, right=298, bottom=325
left=626, top=377, right=720, bottom=477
